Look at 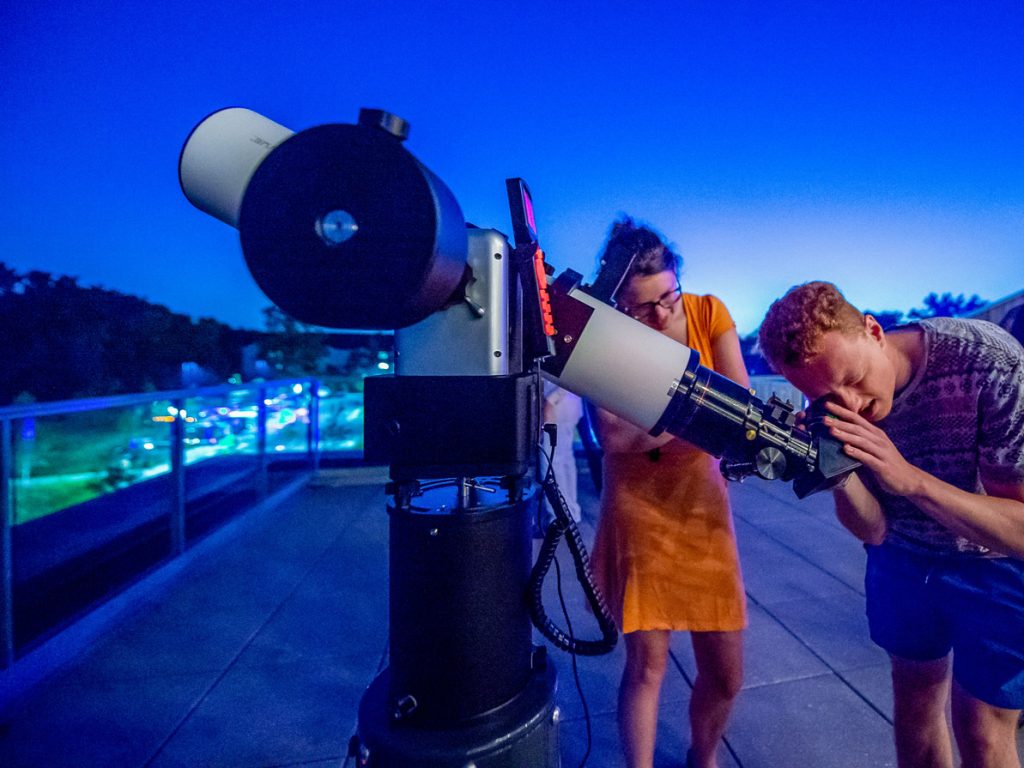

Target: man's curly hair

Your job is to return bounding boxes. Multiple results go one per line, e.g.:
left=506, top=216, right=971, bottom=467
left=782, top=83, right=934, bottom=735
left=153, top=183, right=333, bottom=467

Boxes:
left=758, top=281, right=866, bottom=370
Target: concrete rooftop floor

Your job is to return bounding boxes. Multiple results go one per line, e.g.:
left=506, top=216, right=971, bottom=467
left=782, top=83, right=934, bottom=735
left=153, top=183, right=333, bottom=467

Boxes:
left=1, top=463, right=1021, bottom=767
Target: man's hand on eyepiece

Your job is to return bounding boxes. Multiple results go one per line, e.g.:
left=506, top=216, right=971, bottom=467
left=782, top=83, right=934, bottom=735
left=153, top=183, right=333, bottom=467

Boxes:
left=821, top=401, right=923, bottom=497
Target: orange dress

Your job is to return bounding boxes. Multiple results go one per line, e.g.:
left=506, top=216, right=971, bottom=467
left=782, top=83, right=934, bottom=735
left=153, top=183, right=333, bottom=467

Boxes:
left=590, top=293, right=747, bottom=634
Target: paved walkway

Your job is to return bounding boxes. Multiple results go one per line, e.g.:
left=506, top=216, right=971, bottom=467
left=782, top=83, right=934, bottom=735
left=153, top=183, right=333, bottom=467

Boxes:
left=1, top=465, right=1021, bottom=767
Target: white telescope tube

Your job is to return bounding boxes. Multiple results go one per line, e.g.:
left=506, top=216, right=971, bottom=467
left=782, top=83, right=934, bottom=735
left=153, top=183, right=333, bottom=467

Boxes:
left=178, top=107, right=294, bottom=227
left=544, top=286, right=694, bottom=432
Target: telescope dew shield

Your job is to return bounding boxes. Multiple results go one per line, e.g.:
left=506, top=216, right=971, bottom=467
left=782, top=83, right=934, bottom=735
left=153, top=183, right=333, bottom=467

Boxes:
left=179, top=107, right=294, bottom=227
left=179, top=108, right=468, bottom=330
left=543, top=277, right=696, bottom=432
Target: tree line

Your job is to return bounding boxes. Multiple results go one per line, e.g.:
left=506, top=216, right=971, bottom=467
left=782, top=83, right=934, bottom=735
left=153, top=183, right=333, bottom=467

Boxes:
left=0, top=264, right=259, bottom=405
left=0, top=260, right=985, bottom=404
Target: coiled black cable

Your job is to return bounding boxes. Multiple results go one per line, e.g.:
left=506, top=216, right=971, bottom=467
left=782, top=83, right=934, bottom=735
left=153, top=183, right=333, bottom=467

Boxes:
left=527, top=448, right=618, bottom=656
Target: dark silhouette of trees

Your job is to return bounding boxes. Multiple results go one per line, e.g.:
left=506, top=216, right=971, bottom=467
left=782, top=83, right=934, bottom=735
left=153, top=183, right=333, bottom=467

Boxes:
left=259, top=305, right=327, bottom=377
left=0, top=263, right=252, bottom=405
left=6, top=259, right=992, bottom=405
left=907, top=292, right=986, bottom=320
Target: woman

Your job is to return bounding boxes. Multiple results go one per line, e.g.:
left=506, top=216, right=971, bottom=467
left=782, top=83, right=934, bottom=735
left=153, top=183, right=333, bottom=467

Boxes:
left=590, top=219, right=748, bottom=768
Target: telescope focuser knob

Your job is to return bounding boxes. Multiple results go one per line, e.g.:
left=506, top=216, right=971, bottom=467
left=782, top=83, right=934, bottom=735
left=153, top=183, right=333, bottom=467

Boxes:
left=755, top=446, right=788, bottom=481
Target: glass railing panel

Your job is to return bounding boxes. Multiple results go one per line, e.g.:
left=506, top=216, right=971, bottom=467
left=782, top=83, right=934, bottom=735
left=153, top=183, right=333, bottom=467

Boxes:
left=10, top=402, right=177, bottom=651
left=181, top=390, right=262, bottom=465
left=316, top=382, right=364, bottom=453
left=0, top=379, right=331, bottom=660
left=11, top=404, right=173, bottom=525
left=262, top=382, right=313, bottom=455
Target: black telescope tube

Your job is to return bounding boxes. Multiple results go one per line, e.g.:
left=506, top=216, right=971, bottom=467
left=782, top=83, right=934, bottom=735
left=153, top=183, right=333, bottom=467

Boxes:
left=652, top=359, right=765, bottom=459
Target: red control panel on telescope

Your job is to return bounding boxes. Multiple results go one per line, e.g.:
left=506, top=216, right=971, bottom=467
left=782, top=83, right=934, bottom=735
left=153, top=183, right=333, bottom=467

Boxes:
left=506, top=178, right=556, bottom=359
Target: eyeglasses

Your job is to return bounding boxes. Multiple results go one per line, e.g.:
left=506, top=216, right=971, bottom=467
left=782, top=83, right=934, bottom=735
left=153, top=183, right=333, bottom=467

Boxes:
left=621, top=285, right=682, bottom=321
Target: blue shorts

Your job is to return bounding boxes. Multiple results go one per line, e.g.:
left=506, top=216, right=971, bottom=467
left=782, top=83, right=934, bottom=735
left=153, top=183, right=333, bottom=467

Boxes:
left=865, top=542, right=1024, bottom=709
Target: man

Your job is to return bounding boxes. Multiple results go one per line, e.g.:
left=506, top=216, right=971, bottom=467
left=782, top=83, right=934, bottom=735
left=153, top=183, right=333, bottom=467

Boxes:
left=759, top=281, right=1024, bottom=768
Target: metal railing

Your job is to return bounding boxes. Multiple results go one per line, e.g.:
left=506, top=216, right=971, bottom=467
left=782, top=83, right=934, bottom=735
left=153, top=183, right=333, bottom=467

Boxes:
left=0, top=378, right=349, bottom=668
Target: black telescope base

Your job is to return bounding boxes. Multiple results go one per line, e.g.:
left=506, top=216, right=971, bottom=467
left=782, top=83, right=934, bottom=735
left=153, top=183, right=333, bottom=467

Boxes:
left=355, top=662, right=560, bottom=767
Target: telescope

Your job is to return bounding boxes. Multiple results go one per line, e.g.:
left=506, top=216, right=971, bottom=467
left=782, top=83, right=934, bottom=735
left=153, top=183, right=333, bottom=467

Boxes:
left=179, top=107, right=858, bottom=767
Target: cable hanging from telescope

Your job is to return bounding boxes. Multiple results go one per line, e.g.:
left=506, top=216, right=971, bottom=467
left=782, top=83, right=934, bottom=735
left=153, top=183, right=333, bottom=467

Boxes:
left=526, top=452, right=618, bottom=657
left=529, top=437, right=605, bottom=768
left=551, top=537, right=595, bottom=768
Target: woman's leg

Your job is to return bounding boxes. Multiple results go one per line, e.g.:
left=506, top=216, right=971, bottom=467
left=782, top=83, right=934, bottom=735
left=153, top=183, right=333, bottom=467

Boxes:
left=688, top=630, right=744, bottom=768
left=620, top=629, right=671, bottom=768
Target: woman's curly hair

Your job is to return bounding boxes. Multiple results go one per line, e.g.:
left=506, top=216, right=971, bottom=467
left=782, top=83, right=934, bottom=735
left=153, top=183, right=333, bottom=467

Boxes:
left=595, top=217, right=682, bottom=293
left=758, top=281, right=865, bottom=370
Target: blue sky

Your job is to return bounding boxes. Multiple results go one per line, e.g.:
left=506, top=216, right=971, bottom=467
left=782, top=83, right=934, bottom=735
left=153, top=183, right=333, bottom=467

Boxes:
left=2, top=1, right=1022, bottom=335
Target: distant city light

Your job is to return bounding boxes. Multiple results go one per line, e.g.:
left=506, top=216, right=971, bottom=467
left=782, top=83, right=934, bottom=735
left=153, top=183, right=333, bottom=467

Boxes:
left=143, top=442, right=155, bottom=451
left=292, top=383, right=303, bottom=394
left=377, top=362, right=390, bottom=370
left=167, top=406, right=178, bottom=416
